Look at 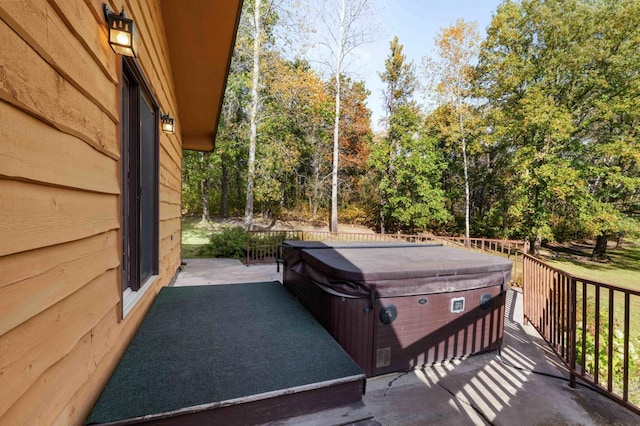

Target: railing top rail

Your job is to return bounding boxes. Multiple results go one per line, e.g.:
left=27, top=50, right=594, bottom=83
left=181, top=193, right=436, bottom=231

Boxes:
left=524, top=253, right=640, bottom=296
left=247, top=229, right=525, bottom=244
left=247, top=230, right=301, bottom=234
left=438, top=236, right=527, bottom=244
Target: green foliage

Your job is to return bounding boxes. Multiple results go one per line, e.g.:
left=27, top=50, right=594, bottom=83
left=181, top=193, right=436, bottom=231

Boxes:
left=180, top=0, right=639, bottom=244
left=475, top=0, right=640, bottom=244
left=576, top=316, right=640, bottom=401
left=386, top=107, right=451, bottom=231
left=339, top=203, right=369, bottom=226
left=201, top=227, right=247, bottom=259
left=371, top=38, right=451, bottom=233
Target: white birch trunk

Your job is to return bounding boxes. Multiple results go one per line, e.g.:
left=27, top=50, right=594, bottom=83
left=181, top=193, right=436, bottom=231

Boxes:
left=244, top=0, right=261, bottom=230
left=459, top=99, right=470, bottom=240
left=330, top=0, right=346, bottom=233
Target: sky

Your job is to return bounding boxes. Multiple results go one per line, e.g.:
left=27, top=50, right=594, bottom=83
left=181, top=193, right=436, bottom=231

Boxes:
left=349, top=0, right=504, bottom=131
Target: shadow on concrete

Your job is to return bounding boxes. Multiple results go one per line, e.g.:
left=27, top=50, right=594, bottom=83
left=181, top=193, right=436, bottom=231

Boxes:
left=363, top=289, right=639, bottom=425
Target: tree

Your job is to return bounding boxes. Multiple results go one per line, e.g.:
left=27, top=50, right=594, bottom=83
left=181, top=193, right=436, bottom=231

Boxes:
left=376, top=36, right=417, bottom=233
left=243, top=0, right=282, bottom=229
left=181, top=150, right=218, bottom=218
left=244, top=0, right=263, bottom=229
left=334, top=78, right=372, bottom=217
left=423, top=19, right=480, bottom=239
left=371, top=37, right=450, bottom=233
left=214, top=5, right=253, bottom=218
left=310, top=0, right=377, bottom=232
left=476, top=0, right=640, bottom=255
left=260, top=56, right=334, bottom=219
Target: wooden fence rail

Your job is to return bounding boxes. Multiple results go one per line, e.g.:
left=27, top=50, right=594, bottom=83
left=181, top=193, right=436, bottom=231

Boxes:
left=246, top=230, right=526, bottom=284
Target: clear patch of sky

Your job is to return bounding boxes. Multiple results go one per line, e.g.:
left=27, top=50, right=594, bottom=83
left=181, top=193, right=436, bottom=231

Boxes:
left=356, top=0, right=503, bottom=131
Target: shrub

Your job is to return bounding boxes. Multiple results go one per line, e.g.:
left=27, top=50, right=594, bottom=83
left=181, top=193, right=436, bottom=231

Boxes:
left=201, top=227, right=247, bottom=259
left=339, top=204, right=369, bottom=226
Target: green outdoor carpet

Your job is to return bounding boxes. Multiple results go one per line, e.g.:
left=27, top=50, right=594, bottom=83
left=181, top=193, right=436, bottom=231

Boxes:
left=85, top=282, right=364, bottom=424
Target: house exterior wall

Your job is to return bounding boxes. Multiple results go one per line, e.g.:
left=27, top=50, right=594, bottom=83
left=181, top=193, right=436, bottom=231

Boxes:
left=0, top=1, right=182, bottom=424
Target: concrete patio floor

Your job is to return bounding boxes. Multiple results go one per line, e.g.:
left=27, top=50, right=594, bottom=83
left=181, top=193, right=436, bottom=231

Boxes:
left=174, top=258, right=640, bottom=425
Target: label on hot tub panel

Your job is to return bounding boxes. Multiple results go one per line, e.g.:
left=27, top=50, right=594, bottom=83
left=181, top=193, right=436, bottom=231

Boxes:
left=450, top=297, right=465, bottom=313
left=376, top=347, right=391, bottom=368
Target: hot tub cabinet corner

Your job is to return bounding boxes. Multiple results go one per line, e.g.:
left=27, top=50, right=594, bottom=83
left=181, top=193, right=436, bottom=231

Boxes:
left=281, top=242, right=512, bottom=377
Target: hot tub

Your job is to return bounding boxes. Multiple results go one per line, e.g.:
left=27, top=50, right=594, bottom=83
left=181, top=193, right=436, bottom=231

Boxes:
left=280, top=241, right=512, bottom=376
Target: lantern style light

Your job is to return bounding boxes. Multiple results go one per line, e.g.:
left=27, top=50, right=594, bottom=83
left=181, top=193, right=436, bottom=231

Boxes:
left=161, top=113, right=175, bottom=134
left=103, top=5, right=138, bottom=57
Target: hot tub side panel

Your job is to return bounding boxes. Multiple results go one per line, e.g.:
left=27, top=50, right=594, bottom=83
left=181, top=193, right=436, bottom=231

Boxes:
left=323, top=296, right=376, bottom=377
left=283, top=266, right=376, bottom=375
left=282, top=267, right=326, bottom=322
left=373, top=286, right=505, bottom=376
left=283, top=269, right=504, bottom=376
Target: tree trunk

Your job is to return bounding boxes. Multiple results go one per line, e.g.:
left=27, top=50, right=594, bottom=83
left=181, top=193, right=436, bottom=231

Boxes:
left=379, top=187, right=386, bottom=234
left=379, top=203, right=386, bottom=234
left=201, top=152, right=211, bottom=222
left=220, top=156, right=229, bottom=218
left=330, top=70, right=341, bottom=232
left=312, top=161, right=320, bottom=221
left=529, top=235, right=541, bottom=256
left=329, top=0, right=346, bottom=233
left=592, top=234, right=609, bottom=260
left=311, top=142, right=321, bottom=221
left=201, top=178, right=210, bottom=222
left=615, top=232, right=625, bottom=249
left=235, top=164, right=242, bottom=214
left=459, top=99, right=470, bottom=240
left=244, top=0, right=261, bottom=231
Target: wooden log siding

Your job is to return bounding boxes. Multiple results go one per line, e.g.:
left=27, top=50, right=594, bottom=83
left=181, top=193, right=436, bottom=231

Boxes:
left=0, top=1, right=183, bottom=424
left=0, top=0, right=119, bottom=119
left=0, top=19, right=119, bottom=159
left=0, top=103, right=119, bottom=194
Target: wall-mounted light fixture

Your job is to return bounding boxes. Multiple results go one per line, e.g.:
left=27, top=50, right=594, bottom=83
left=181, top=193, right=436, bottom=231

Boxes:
left=103, top=4, right=138, bottom=57
left=161, top=113, right=175, bottom=134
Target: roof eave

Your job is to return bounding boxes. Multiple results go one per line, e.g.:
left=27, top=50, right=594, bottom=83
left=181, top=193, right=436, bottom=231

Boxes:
left=161, top=0, right=243, bottom=152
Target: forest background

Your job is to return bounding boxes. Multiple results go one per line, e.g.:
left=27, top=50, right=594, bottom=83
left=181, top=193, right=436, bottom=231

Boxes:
left=181, top=0, right=640, bottom=259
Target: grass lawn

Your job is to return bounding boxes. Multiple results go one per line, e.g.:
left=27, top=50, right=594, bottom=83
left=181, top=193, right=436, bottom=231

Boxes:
left=181, top=217, right=217, bottom=258
left=541, top=239, right=640, bottom=334
left=543, top=240, right=640, bottom=289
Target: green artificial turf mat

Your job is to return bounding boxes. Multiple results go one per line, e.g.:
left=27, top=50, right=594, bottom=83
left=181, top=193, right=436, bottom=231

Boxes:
left=86, top=282, right=363, bottom=424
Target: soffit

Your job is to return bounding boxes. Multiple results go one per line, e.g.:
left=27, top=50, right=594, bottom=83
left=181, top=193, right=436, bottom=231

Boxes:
left=161, top=0, right=243, bottom=151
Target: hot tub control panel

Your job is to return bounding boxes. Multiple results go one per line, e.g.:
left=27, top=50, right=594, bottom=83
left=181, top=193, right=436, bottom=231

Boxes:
left=450, top=297, right=465, bottom=313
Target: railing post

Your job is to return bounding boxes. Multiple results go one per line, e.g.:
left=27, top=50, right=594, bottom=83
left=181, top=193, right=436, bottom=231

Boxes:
left=522, top=254, right=529, bottom=326
left=569, top=276, right=577, bottom=388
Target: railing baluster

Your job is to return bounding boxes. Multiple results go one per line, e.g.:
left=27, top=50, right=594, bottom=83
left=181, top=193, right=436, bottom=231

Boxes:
left=569, top=276, right=577, bottom=388
left=595, top=285, right=600, bottom=386
left=624, top=292, right=630, bottom=402
left=561, top=273, right=565, bottom=353
left=582, top=280, right=588, bottom=382
left=608, top=288, right=614, bottom=393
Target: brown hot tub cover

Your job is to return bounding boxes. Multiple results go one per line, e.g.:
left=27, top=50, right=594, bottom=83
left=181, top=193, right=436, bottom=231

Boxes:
left=282, top=242, right=512, bottom=298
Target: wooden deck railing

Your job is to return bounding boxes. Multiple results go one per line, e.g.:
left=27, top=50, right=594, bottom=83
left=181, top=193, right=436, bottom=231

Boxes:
left=523, top=254, right=640, bottom=414
left=246, top=230, right=526, bottom=284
